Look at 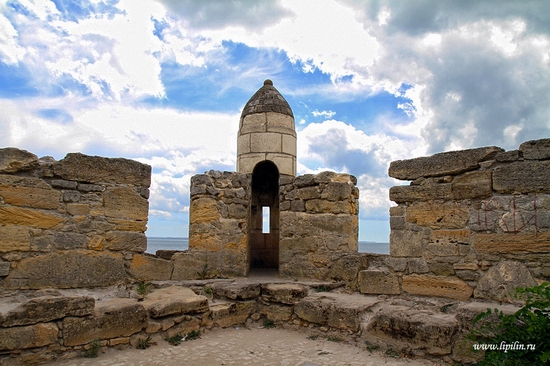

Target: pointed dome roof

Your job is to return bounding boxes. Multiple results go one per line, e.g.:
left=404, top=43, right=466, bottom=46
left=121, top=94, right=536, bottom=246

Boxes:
left=241, top=79, right=293, bottom=119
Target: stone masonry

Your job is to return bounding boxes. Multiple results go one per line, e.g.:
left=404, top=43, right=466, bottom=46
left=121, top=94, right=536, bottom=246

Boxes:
left=0, top=148, right=150, bottom=290
left=385, top=138, right=550, bottom=301
left=2, top=137, right=550, bottom=365
left=184, top=170, right=359, bottom=280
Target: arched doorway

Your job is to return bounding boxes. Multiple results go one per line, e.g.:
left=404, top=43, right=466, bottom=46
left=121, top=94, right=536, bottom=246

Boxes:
left=249, top=161, right=279, bottom=269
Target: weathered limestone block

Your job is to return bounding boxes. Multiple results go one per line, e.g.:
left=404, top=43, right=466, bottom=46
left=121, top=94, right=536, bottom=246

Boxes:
left=261, top=283, right=308, bottom=304
left=321, top=182, right=353, bottom=201
left=105, top=231, right=147, bottom=252
left=389, top=228, right=429, bottom=257
left=406, top=201, right=469, bottom=229
left=305, top=199, right=353, bottom=214
left=250, top=132, right=282, bottom=152
left=0, top=260, right=9, bottom=276
left=473, top=232, right=550, bottom=253
left=206, top=301, right=255, bottom=328
left=329, top=255, right=362, bottom=289
left=171, top=252, right=210, bottom=280
left=66, top=203, right=90, bottom=216
left=189, top=197, right=219, bottom=225
left=496, top=149, right=521, bottom=162
left=425, top=229, right=470, bottom=257
left=385, top=257, right=408, bottom=272
left=128, top=254, right=173, bottom=281
left=296, top=186, right=320, bottom=200
left=0, top=323, right=58, bottom=351
left=104, top=186, right=149, bottom=221
left=389, top=146, right=503, bottom=180
left=295, top=293, right=378, bottom=331
left=63, top=298, right=147, bottom=346
left=402, top=274, right=473, bottom=301
left=0, top=175, right=60, bottom=209
left=294, top=174, right=316, bottom=187
left=408, top=258, right=430, bottom=274
left=519, top=138, right=550, bottom=160
left=54, top=232, right=88, bottom=250
left=107, top=217, right=147, bottom=232
left=313, top=171, right=356, bottom=184
left=294, top=295, right=331, bottom=325
left=474, top=261, right=537, bottom=302
left=258, top=303, right=293, bottom=321
left=4, top=251, right=126, bottom=289
left=493, top=160, right=550, bottom=193
left=0, top=205, right=63, bottom=229
left=365, top=306, right=458, bottom=355
left=451, top=171, right=492, bottom=199
left=0, top=225, right=30, bottom=252
left=358, top=269, right=400, bottom=295
left=165, top=317, right=201, bottom=338
left=54, top=153, right=151, bottom=186
left=211, top=282, right=261, bottom=300
left=142, top=286, right=208, bottom=318
left=390, top=183, right=452, bottom=203
left=0, top=296, right=95, bottom=327
left=0, top=147, right=38, bottom=173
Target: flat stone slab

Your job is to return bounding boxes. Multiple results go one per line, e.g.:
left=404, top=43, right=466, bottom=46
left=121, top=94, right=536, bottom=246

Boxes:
left=0, top=323, right=58, bottom=351
left=0, top=295, right=94, bottom=327
left=389, top=146, right=503, bottom=180
left=205, top=301, right=256, bottom=328
left=365, top=305, right=458, bottom=355
left=63, top=298, right=147, bottom=346
left=211, top=282, right=261, bottom=300
left=295, top=292, right=379, bottom=331
left=519, top=138, right=550, bottom=160
left=402, top=274, right=473, bottom=301
left=261, top=283, right=308, bottom=304
left=141, top=286, right=209, bottom=318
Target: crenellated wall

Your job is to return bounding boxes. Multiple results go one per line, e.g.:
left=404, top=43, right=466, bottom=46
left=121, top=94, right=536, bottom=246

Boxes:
left=382, top=138, right=550, bottom=301
left=0, top=148, right=151, bottom=290
left=184, top=170, right=359, bottom=280
left=2, top=140, right=550, bottom=365
left=279, top=171, right=359, bottom=279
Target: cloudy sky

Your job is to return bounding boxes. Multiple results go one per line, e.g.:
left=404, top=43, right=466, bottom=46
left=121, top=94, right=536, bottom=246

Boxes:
left=1, top=0, right=549, bottom=243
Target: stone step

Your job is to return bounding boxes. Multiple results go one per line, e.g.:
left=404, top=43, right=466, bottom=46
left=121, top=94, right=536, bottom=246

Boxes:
left=363, top=305, right=459, bottom=356
left=295, top=292, right=380, bottom=331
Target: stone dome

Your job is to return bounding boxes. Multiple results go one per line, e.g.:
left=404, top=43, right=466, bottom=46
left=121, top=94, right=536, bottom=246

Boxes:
left=240, top=79, right=293, bottom=119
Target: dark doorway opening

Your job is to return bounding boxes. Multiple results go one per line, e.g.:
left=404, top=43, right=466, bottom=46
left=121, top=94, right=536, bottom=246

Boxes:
left=249, top=161, right=279, bottom=269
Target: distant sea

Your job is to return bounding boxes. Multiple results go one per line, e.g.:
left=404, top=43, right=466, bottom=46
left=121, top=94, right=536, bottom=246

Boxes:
left=146, top=237, right=389, bottom=255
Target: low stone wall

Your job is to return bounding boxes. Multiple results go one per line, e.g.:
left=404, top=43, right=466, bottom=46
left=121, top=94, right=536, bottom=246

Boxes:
left=0, top=148, right=151, bottom=291
left=0, top=280, right=519, bottom=365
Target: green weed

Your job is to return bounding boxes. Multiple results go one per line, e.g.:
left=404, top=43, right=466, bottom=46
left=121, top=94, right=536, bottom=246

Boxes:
left=136, top=335, right=155, bottom=349
left=82, top=339, right=101, bottom=358
left=468, top=282, right=550, bottom=365
left=165, top=333, right=184, bottom=346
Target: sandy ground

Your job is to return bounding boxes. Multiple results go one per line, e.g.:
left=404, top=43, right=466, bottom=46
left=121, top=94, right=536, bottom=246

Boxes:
left=49, top=327, right=443, bottom=366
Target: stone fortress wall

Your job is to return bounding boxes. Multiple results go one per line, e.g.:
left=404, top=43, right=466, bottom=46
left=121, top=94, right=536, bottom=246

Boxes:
left=0, top=148, right=151, bottom=290
left=384, top=138, right=550, bottom=301
left=1, top=138, right=550, bottom=364
left=178, top=169, right=358, bottom=280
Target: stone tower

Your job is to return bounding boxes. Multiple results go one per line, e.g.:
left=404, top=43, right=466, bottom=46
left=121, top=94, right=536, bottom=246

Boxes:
left=236, top=79, right=297, bottom=269
left=236, top=79, right=297, bottom=177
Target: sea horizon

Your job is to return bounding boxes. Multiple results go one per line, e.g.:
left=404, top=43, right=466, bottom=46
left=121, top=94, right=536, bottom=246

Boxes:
left=146, top=237, right=389, bottom=255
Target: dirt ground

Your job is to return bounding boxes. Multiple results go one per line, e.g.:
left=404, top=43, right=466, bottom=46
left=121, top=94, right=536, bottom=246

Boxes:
left=49, top=327, right=443, bottom=366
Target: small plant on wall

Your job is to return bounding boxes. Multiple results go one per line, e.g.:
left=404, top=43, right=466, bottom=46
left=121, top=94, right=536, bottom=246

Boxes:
left=468, top=282, right=550, bottom=365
